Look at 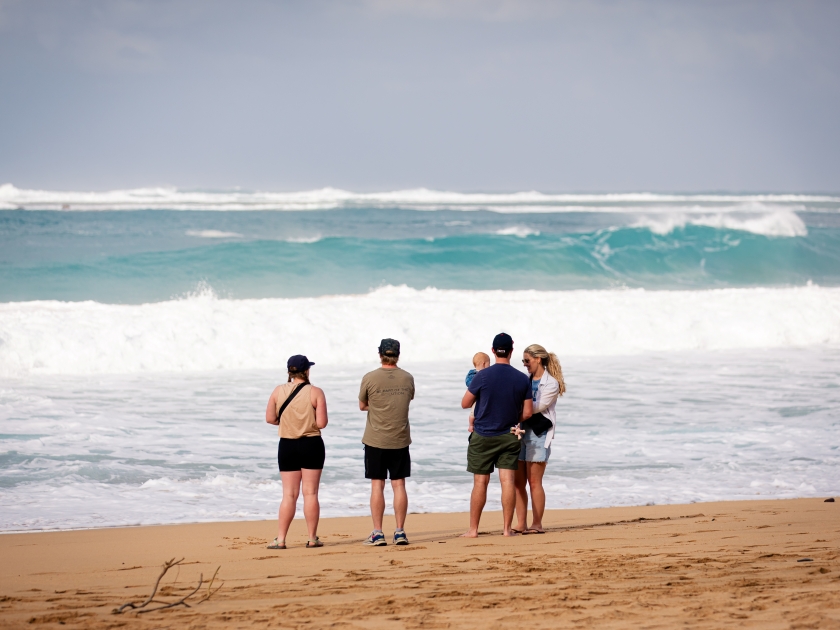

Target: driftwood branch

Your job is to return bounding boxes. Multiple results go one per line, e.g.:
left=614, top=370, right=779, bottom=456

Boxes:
left=137, top=574, right=204, bottom=614
left=197, top=566, right=223, bottom=604
left=112, top=558, right=221, bottom=615
left=113, top=557, right=184, bottom=614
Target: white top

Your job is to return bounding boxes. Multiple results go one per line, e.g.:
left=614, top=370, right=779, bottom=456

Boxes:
left=533, top=370, right=561, bottom=448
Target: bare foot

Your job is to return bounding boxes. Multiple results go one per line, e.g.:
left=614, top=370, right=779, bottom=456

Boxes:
left=503, top=529, right=520, bottom=537
left=460, top=530, right=479, bottom=538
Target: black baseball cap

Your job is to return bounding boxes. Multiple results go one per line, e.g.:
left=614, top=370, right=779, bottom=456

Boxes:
left=287, top=354, right=315, bottom=371
left=492, top=332, right=513, bottom=350
left=378, top=338, right=401, bottom=356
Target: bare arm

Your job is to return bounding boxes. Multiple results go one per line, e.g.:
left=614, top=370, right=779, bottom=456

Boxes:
left=461, top=390, right=476, bottom=409
left=519, top=398, right=533, bottom=422
left=265, top=389, right=279, bottom=425
left=359, top=378, right=369, bottom=411
left=312, top=386, right=329, bottom=429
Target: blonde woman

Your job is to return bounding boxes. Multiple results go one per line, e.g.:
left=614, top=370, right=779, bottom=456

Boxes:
left=265, top=354, right=329, bottom=549
left=513, top=344, right=565, bottom=534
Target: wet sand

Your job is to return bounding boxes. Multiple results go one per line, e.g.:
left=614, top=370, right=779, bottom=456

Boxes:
left=1, top=498, right=838, bottom=629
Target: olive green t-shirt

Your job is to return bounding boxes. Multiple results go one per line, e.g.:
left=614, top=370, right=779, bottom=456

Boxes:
left=359, top=367, right=415, bottom=449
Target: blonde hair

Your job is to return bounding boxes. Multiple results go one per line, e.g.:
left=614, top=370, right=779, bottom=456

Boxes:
left=524, top=344, right=565, bottom=395
left=472, top=352, right=490, bottom=368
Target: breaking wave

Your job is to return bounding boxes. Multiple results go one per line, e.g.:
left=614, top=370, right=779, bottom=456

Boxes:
left=1, top=285, right=838, bottom=376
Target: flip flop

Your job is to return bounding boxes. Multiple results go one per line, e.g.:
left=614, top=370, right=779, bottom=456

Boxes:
left=267, top=538, right=286, bottom=549
left=511, top=528, right=524, bottom=534
left=306, top=537, right=324, bottom=548
left=524, top=528, right=545, bottom=535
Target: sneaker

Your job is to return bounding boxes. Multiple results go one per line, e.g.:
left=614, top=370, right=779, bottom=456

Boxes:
left=393, top=529, right=409, bottom=546
left=363, top=530, right=387, bottom=546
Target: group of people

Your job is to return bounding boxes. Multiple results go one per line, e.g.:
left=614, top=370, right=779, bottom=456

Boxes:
left=264, top=333, right=565, bottom=549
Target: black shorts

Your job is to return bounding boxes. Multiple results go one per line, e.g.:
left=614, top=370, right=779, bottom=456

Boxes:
left=278, top=436, right=325, bottom=472
left=364, top=445, right=411, bottom=480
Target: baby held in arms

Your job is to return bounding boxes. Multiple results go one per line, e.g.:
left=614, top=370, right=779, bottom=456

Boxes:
left=465, top=352, right=491, bottom=433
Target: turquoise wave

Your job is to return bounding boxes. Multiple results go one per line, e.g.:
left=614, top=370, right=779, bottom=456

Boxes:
left=2, top=224, right=839, bottom=303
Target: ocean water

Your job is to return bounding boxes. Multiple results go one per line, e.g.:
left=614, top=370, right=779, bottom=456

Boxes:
left=1, top=186, right=838, bottom=531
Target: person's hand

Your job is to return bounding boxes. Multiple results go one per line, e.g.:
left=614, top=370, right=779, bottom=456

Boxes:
left=510, top=423, right=524, bottom=440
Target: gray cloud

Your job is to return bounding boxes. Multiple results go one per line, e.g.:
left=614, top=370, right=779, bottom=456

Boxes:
left=0, top=0, right=838, bottom=192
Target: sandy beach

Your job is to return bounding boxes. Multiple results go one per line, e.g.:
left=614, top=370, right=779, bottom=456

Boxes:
left=1, top=498, right=837, bottom=629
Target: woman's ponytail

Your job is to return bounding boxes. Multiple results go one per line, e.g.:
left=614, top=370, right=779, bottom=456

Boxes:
left=287, top=369, right=311, bottom=384
left=545, top=352, right=566, bottom=395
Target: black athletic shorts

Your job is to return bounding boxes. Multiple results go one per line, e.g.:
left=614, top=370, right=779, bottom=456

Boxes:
left=364, top=445, right=411, bottom=480
left=278, top=436, right=325, bottom=472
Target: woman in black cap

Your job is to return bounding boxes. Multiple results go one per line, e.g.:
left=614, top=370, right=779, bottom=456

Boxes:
left=265, top=354, right=329, bottom=549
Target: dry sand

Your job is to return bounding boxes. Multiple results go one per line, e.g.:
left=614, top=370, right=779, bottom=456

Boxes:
left=1, top=498, right=838, bottom=629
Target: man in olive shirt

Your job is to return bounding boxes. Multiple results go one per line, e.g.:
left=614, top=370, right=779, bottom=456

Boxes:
left=359, top=338, right=415, bottom=546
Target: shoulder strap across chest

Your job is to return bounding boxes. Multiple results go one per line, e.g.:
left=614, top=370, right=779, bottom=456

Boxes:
left=277, top=383, right=308, bottom=421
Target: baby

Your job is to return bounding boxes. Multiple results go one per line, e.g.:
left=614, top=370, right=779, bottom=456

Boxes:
left=465, top=352, right=491, bottom=433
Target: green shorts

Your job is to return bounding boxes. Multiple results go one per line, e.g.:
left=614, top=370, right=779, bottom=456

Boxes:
left=467, top=432, right=521, bottom=475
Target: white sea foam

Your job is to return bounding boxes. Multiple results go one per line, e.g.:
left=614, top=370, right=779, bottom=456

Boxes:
left=1, top=350, right=838, bottom=530
left=495, top=226, right=541, bottom=237
left=1, top=183, right=837, bottom=212
left=1, top=285, right=838, bottom=377
left=185, top=229, right=243, bottom=238
left=632, top=209, right=808, bottom=237
left=283, top=235, right=322, bottom=243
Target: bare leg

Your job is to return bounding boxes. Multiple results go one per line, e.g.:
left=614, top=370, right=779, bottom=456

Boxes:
left=499, top=469, right=518, bottom=536
left=462, top=474, right=490, bottom=537
left=300, top=468, right=322, bottom=540
left=526, top=462, right=547, bottom=531
left=514, top=460, right=528, bottom=531
left=277, top=470, right=302, bottom=541
left=370, top=479, right=386, bottom=531
left=391, top=478, right=408, bottom=530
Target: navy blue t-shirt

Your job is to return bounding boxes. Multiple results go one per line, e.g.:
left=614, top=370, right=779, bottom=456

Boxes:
left=468, top=363, right=531, bottom=437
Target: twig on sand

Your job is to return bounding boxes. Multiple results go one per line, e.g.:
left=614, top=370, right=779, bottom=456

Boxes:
left=137, top=576, right=204, bottom=614
left=112, top=558, right=222, bottom=614
left=113, top=558, right=184, bottom=614
left=197, top=566, right=223, bottom=604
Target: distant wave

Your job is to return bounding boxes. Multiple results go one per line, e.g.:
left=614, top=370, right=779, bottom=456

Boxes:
left=185, top=229, right=243, bottom=238
left=631, top=209, right=808, bottom=237
left=283, top=235, right=323, bottom=243
left=2, top=224, right=839, bottom=304
left=495, top=226, right=541, bottom=237
left=1, top=285, right=838, bottom=376
left=1, top=183, right=837, bottom=212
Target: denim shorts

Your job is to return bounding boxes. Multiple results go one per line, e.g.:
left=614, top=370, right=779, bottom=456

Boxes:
left=519, top=425, right=551, bottom=463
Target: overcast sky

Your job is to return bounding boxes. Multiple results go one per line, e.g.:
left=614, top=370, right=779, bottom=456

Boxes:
left=0, top=0, right=838, bottom=192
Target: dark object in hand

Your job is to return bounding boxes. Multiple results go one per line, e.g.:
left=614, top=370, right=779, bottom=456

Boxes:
left=523, top=412, right=552, bottom=437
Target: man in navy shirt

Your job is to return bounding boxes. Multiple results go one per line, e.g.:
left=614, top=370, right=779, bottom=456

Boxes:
left=460, top=332, right=532, bottom=537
